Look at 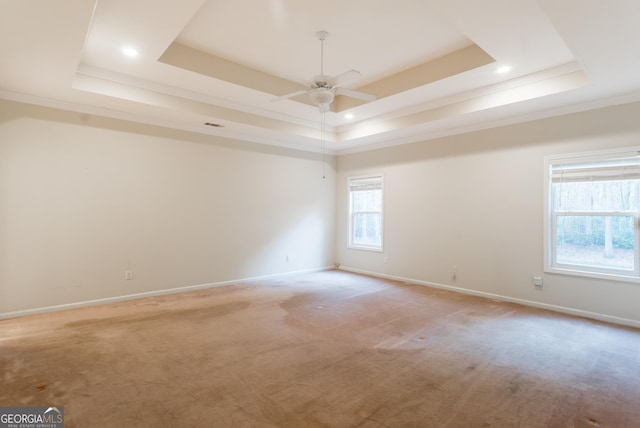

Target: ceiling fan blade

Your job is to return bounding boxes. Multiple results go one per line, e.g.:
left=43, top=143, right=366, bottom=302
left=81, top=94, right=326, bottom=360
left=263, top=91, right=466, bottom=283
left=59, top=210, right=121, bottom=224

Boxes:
left=328, top=69, right=361, bottom=87
left=271, top=89, right=310, bottom=102
left=334, top=87, right=377, bottom=102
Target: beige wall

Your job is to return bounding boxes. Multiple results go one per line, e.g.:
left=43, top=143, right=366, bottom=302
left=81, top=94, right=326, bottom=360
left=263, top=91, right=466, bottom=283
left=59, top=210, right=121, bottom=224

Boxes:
left=0, top=100, right=336, bottom=314
left=4, top=98, right=640, bottom=326
left=337, top=102, right=640, bottom=326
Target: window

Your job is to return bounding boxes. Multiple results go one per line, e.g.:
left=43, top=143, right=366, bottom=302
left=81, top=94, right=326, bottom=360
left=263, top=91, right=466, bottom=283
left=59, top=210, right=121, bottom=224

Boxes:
left=349, top=175, right=383, bottom=251
left=545, top=148, right=640, bottom=281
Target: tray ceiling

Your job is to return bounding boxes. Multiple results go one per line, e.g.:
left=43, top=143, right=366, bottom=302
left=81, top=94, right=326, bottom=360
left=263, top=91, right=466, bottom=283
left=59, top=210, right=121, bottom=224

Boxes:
left=2, top=0, right=640, bottom=154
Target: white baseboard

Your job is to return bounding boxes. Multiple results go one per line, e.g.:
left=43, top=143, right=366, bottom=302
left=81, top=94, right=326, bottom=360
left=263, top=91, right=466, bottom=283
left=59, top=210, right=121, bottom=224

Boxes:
left=0, top=266, right=334, bottom=320
left=339, top=266, right=640, bottom=329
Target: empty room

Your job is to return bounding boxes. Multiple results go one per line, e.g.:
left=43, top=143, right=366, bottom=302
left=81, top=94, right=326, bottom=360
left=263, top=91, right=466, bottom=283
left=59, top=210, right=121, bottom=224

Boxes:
left=2, top=0, right=640, bottom=427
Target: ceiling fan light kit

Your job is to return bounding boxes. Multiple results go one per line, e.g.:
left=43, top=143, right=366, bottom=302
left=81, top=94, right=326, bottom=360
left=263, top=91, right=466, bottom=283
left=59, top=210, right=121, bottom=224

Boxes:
left=309, top=89, right=334, bottom=112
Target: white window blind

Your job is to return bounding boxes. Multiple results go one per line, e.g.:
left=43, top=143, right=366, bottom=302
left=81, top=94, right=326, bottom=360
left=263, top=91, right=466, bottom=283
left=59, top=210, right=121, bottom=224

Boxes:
left=551, top=152, right=640, bottom=183
left=349, top=177, right=383, bottom=191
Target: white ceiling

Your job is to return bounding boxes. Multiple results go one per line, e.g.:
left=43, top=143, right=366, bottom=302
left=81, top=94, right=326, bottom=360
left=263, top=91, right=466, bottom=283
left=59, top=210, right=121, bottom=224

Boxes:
left=2, top=0, right=640, bottom=154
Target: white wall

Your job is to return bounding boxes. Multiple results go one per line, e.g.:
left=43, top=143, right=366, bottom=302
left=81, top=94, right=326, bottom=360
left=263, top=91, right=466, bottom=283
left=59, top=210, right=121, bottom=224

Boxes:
left=0, top=100, right=335, bottom=315
left=337, top=102, right=640, bottom=326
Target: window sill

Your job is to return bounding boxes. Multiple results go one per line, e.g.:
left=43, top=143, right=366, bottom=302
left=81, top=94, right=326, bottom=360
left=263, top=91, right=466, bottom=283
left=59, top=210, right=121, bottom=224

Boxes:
left=348, top=245, right=384, bottom=253
left=545, top=266, right=640, bottom=284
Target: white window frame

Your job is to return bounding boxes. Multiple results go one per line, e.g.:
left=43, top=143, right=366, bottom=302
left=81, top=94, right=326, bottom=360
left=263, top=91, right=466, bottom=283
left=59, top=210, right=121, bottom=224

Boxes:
left=348, top=174, right=384, bottom=252
left=544, top=147, right=640, bottom=283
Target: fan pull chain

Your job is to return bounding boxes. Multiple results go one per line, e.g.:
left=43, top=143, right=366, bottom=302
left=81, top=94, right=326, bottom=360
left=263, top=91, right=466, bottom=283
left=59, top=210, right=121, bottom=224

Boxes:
left=321, top=111, right=326, bottom=179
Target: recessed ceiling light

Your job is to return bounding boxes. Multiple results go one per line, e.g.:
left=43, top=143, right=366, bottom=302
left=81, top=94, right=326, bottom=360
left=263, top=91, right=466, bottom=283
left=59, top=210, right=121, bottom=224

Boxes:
left=345, top=113, right=354, bottom=119
left=122, top=47, right=139, bottom=57
left=496, top=65, right=512, bottom=74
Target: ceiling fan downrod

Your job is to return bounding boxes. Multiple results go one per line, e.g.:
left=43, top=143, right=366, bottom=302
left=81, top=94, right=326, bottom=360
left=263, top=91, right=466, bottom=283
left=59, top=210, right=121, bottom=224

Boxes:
left=316, top=30, right=329, bottom=77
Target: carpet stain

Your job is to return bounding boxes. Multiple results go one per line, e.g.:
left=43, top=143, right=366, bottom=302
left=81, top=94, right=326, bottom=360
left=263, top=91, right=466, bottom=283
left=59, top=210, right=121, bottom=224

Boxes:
left=63, top=301, right=250, bottom=329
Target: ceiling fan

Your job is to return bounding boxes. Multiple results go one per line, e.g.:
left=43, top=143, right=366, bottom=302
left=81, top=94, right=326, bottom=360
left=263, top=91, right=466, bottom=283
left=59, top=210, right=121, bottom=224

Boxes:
left=272, top=31, right=376, bottom=112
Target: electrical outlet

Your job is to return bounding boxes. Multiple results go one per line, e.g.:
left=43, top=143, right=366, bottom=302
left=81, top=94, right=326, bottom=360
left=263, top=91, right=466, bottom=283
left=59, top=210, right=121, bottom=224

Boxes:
left=452, top=265, right=457, bottom=281
left=533, top=276, right=543, bottom=287
left=125, top=270, right=134, bottom=280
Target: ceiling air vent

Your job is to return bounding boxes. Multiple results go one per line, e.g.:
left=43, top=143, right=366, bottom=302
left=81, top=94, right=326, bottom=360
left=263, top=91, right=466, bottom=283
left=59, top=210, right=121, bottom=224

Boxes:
left=204, top=122, right=224, bottom=128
